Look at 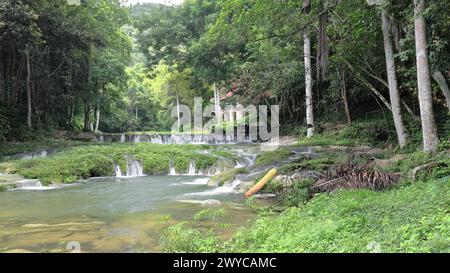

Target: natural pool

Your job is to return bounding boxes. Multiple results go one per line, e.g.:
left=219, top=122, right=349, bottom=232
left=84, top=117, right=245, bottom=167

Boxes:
left=0, top=174, right=253, bottom=253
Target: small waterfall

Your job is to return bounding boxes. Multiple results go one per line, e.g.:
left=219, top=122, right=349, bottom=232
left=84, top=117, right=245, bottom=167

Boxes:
left=235, top=159, right=247, bottom=168
left=201, top=166, right=217, bottom=176
left=169, top=160, right=176, bottom=175
left=22, top=150, right=48, bottom=160
left=242, top=156, right=254, bottom=167
left=133, top=135, right=141, bottom=143
left=94, top=133, right=248, bottom=145
left=188, top=160, right=196, bottom=175
left=126, top=158, right=144, bottom=177
left=114, top=164, right=123, bottom=177
left=15, top=179, right=55, bottom=190
left=151, top=135, right=163, bottom=144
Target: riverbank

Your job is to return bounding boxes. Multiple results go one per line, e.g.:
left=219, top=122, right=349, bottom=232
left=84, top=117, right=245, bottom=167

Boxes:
left=161, top=148, right=449, bottom=253
left=159, top=123, right=450, bottom=253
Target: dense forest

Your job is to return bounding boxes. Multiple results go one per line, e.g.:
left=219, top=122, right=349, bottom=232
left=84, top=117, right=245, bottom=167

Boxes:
left=0, top=0, right=449, bottom=254
left=0, top=0, right=448, bottom=151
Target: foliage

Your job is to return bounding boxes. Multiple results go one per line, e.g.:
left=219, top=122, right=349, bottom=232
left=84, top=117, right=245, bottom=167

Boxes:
left=297, top=120, right=398, bottom=147
left=0, top=113, right=11, bottom=142
left=169, top=178, right=449, bottom=253
left=194, top=208, right=229, bottom=222
left=0, top=143, right=218, bottom=184
left=160, top=222, right=218, bottom=253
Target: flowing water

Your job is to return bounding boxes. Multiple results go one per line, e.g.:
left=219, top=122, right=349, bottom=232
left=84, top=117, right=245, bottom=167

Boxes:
left=0, top=174, right=253, bottom=253
left=96, top=133, right=254, bottom=145
left=0, top=145, right=263, bottom=253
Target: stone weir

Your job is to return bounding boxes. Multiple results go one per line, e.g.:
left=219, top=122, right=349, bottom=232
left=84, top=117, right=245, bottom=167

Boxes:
left=94, top=133, right=257, bottom=145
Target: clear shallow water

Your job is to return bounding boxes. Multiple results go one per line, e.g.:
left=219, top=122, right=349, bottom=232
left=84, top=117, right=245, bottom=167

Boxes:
left=0, top=175, right=252, bottom=253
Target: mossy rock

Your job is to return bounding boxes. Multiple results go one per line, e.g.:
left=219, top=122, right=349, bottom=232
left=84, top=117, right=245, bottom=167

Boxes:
left=0, top=163, right=17, bottom=174
left=208, top=168, right=249, bottom=187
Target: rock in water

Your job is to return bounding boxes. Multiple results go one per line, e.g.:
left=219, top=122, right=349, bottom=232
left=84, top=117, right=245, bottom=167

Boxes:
left=201, top=199, right=221, bottom=207
left=253, top=194, right=277, bottom=200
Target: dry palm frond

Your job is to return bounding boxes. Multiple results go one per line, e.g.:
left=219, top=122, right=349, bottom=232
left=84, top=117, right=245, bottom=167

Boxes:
left=311, top=160, right=401, bottom=193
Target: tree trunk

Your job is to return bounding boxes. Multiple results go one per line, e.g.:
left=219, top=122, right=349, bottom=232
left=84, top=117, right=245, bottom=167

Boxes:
left=381, top=11, right=408, bottom=148
left=414, top=0, right=439, bottom=153
left=70, top=98, right=75, bottom=124
left=338, top=70, right=351, bottom=124
left=0, top=61, right=4, bottom=102
left=304, top=33, right=314, bottom=138
left=176, top=93, right=181, bottom=128
left=432, top=70, right=450, bottom=112
left=213, top=82, right=222, bottom=124
left=316, top=0, right=328, bottom=84
left=83, top=102, right=90, bottom=132
left=26, top=46, right=32, bottom=129
left=95, top=106, right=100, bottom=132
left=303, top=0, right=314, bottom=138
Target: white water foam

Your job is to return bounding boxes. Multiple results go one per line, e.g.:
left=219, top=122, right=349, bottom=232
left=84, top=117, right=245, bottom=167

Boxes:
left=182, top=177, right=209, bottom=185
left=183, top=179, right=241, bottom=196
left=15, top=180, right=56, bottom=191
left=126, top=159, right=144, bottom=177
left=114, top=164, right=123, bottom=177
left=169, top=160, right=177, bottom=175
left=187, top=160, right=196, bottom=175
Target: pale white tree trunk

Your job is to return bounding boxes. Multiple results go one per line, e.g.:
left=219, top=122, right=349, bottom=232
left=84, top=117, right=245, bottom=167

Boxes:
left=381, top=11, right=408, bottom=148
left=304, top=32, right=314, bottom=138
left=95, top=107, right=100, bottom=132
left=176, top=93, right=181, bottom=128
left=26, top=46, right=32, bottom=129
left=414, top=0, right=439, bottom=153
left=213, top=82, right=222, bottom=124
left=432, top=70, right=450, bottom=112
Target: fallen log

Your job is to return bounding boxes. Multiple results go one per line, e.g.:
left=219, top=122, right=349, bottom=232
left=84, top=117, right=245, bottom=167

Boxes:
left=245, top=168, right=277, bottom=198
left=410, top=162, right=439, bottom=180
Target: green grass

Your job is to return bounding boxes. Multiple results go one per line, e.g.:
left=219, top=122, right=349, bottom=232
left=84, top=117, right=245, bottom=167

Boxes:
left=229, top=178, right=449, bottom=253
left=0, top=140, right=98, bottom=161
left=0, top=143, right=219, bottom=184
left=384, top=150, right=450, bottom=178
left=161, top=144, right=450, bottom=253
left=168, top=178, right=449, bottom=253
left=296, top=121, right=397, bottom=147
left=254, top=148, right=292, bottom=166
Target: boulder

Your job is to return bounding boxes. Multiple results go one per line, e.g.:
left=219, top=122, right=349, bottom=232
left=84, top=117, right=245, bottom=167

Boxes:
left=201, top=199, right=221, bottom=207
left=253, top=194, right=277, bottom=200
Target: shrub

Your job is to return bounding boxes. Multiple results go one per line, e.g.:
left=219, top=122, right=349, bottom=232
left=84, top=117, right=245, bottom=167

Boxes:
left=160, top=222, right=218, bottom=253
left=0, top=113, right=10, bottom=142
left=4, top=143, right=219, bottom=184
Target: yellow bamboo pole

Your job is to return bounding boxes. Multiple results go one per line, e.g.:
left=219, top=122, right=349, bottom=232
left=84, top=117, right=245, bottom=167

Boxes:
left=245, top=168, right=277, bottom=198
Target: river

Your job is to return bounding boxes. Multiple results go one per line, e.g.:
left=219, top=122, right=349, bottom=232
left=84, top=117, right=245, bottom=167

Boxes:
left=0, top=174, right=253, bottom=253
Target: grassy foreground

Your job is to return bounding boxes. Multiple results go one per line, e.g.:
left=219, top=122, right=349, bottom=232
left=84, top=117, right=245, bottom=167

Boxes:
left=229, top=178, right=449, bottom=253
left=160, top=121, right=450, bottom=253
left=0, top=143, right=218, bottom=184
left=162, top=177, right=449, bottom=253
